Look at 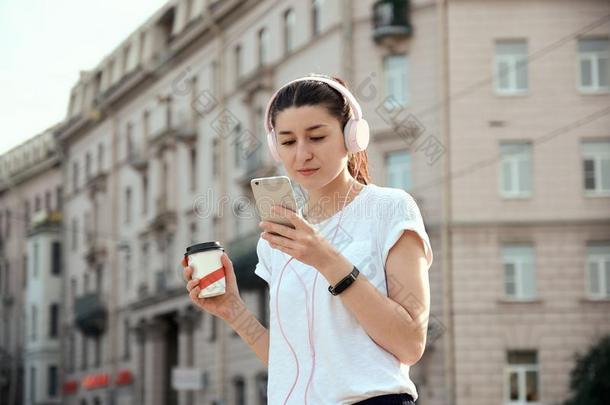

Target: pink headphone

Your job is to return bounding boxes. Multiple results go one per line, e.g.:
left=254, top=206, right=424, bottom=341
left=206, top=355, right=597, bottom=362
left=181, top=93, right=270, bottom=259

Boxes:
left=263, top=74, right=371, bottom=162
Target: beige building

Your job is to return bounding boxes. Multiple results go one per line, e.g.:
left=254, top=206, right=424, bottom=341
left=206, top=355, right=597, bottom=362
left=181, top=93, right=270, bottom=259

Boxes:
left=1, top=0, right=608, bottom=404
left=0, top=127, right=64, bottom=405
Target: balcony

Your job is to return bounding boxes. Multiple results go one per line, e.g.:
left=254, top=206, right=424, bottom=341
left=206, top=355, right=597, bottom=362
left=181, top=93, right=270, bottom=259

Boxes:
left=74, top=293, right=107, bottom=336
left=84, top=238, right=107, bottom=266
left=372, top=0, right=412, bottom=44
left=85, top=171, right=108, bottom=198
left=127, top=147, right=149, bottom=172
left=28, top=210, right=62, bottom=236
left=149, top=105, right=197, bottom=149
left=149, top=197, right=177, bottom=233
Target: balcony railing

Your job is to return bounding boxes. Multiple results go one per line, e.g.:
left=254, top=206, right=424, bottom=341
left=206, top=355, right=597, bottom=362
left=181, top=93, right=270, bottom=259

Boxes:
left=74, top=293, right=107, bottom=336
left=372, top=0, right=412, bottom=43
left=127, top=147, right=149, bottom=172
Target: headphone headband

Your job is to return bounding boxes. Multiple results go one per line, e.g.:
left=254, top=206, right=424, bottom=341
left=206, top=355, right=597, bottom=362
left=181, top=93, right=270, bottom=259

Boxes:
left=263, top=74, right=364, bottom=134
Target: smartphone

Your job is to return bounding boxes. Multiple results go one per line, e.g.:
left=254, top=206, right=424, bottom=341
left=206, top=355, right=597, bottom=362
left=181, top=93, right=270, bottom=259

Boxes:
left=251, top=176, right=300, bottom=235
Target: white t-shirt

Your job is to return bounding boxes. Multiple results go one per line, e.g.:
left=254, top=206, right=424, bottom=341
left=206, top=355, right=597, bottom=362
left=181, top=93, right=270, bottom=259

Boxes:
left=254, top=183, right=434, bottom=404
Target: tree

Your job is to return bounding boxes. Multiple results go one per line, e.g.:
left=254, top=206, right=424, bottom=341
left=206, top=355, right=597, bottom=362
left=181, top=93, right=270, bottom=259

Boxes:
left=564, top=334, right=610, bottom=405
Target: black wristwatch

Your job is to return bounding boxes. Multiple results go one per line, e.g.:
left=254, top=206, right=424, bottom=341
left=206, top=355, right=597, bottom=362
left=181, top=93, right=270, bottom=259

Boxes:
left=328, top=266, right=360, bottom=296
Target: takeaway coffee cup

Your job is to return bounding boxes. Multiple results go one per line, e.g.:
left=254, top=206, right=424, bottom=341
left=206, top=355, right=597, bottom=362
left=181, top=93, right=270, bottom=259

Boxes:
left=185, top=241, right=226, bottom=298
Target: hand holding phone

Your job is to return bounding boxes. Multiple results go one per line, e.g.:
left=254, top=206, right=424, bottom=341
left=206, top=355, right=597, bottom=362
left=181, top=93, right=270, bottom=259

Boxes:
left=251, top=176, right=299, bottom=235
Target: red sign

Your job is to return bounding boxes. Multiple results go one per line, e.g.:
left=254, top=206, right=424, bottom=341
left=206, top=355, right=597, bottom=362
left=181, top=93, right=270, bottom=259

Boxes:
left=62, top=380, right=79, bottom=395
left=115, top=369, right=133, bottom=385
left=81, top=373, right=109, bottom=390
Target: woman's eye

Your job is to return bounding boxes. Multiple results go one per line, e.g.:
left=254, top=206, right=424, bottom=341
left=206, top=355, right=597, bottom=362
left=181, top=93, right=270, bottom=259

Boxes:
left=281, top=137, right=325, bottom=146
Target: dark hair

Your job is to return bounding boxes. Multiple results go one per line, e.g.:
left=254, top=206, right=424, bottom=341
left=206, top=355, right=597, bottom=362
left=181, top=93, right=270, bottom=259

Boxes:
left=269, top=75, right=372, bottom=185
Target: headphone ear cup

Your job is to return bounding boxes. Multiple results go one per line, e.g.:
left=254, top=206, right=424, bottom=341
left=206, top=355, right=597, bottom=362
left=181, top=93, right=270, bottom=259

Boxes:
left=344, top=118, right=370, bottom=153
left=267, top=130, right=282, bottom=163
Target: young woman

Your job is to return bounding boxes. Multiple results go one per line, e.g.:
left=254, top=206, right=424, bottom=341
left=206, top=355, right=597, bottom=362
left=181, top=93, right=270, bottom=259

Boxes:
left=182, top=75, right=433, bottom=404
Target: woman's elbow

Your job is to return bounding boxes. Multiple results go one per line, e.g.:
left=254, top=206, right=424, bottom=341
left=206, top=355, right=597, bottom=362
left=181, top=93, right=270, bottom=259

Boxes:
left=398, top=339, right=426, bottom=366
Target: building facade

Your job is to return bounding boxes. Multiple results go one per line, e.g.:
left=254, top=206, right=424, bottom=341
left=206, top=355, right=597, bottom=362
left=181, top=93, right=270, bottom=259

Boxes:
left=0, top=127, right=64, bottom=405
left=1, top=0, right=609, bottom=404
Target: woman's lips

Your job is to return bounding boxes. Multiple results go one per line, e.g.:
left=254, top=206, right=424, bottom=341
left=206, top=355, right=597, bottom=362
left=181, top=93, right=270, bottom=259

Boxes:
left=298, top=168, right=319, bottom=176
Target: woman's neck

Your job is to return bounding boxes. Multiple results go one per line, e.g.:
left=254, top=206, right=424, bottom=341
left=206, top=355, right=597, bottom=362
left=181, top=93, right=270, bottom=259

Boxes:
left=302, top=169, right=365, bottom=223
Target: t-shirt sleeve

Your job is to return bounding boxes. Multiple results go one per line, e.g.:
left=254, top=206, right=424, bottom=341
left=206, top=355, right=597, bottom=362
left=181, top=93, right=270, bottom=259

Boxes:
left=253, top=237, right=272, bottom=284
left=380, top=190, right=434, bottom=271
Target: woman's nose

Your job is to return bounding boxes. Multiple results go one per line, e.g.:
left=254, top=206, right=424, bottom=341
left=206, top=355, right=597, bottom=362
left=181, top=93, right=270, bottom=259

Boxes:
left=295, top=141, right=313, bottom=161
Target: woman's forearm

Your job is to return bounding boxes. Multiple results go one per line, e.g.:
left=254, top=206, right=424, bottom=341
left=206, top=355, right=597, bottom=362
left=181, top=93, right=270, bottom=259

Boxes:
left=226, top=304, right=270, bottom=366
left=317, top=252, right=426, bottom=365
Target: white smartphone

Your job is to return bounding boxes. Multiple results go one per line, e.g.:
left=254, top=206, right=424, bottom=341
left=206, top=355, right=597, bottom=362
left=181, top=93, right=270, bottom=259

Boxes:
left=251, top=176, right=300, bottom=235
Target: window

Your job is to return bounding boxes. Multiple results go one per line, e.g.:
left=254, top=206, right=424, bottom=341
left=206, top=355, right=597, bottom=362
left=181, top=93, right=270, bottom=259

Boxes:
left=72, top=161, right=79, bottom=192
left=312, top=0, right=323, bottom=37
left=49, top=303, right=59, bottom=338
left=258, top=27, right=269, bottom=67
left=259, top=289, right=269, bottom=328
left=385, top=150, right=412, bottom=191
left=495, top=40, right=528, bottom=94
left=45, top=191, right=51, bottom=212
left=94, top=336, right=102, bottom=367
left=68, top=332, right=75, bottom=372
left=48, top=365, right=58, bottom=397
left=208, top=316, right=217, bottom=342
left=5, top=209, right=10, bottom=238
left=56, top=186, right=63, bottom=211
left=85, top=152, right=92, bottom=181
left=578, top=37, right=609, bottom=92
left=35, top=195, right=41, bottom=212
left=190, top=147, right=197, bottom=191
left=72, top=218, right=78, bottom=251
left=51, top=241, right=61, bottom=275
left=383, top=54, right=408, bottom=106
left=255, top=372, right=268, bottom=405
left=30, top=367, right=36, bottom=403
left=124, top=250, right=131, bottom=291
left=586, top=243, right=610, bottom=299
left=142, top=175, right=149, bottom=214
left=84, top=273, right=89, bottom=294
left=125, top=187, right=132, bottom=223
left=126, top=124, right=134, bottom=158
left=123, top=319, right=131, bottom=360
left=32, top=305, right=37, bottom=341
left=502, top=244, right=536, bottom=300
left=233, top=123, right=242, bottom=167
left=212, top=138, right=220, bottom=176
left=505, top=351, right=539, bottom=404
left=81, top=335, right=88, bottom=370
left=24, top=200, right=30, bottom=231
left=233, top=376, right=246, bottom=405
left=33, top=242, right=39, bottom=278
left=582, top=140, right=610, bottom=195
left=500, top=142, right=532, bottom=198
left=234, top=44, right=242, bottom=80
left=190, top=222, right=198, bottom=245
left=96, top=265, right=103, bottom=294
left=284, top=9, right=295, bottom=54
left=97, top=143, right=104, bottom=173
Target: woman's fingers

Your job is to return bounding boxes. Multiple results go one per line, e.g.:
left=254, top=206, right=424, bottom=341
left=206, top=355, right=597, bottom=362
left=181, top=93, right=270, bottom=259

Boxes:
left=183, top=266, right=193, bottom=283
left=189, top=285, right=201, bottom=301
left=186, top=279, right=198, bottom=292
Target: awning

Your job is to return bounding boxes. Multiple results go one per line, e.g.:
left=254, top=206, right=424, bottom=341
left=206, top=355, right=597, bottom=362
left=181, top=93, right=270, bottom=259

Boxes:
left=227, top=231, right=267, bottom=291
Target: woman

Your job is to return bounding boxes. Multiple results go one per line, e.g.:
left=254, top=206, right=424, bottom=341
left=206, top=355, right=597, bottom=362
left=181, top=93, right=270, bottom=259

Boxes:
left=182, top=75, right=433, bottom=404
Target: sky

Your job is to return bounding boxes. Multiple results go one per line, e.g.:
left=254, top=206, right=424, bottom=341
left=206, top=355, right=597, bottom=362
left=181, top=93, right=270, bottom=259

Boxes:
left=0, top=0, right=169, bottom=155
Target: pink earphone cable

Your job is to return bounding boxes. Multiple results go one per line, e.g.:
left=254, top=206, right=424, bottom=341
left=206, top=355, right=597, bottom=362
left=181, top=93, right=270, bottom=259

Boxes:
left=275, top=158, right=363, bottom=404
